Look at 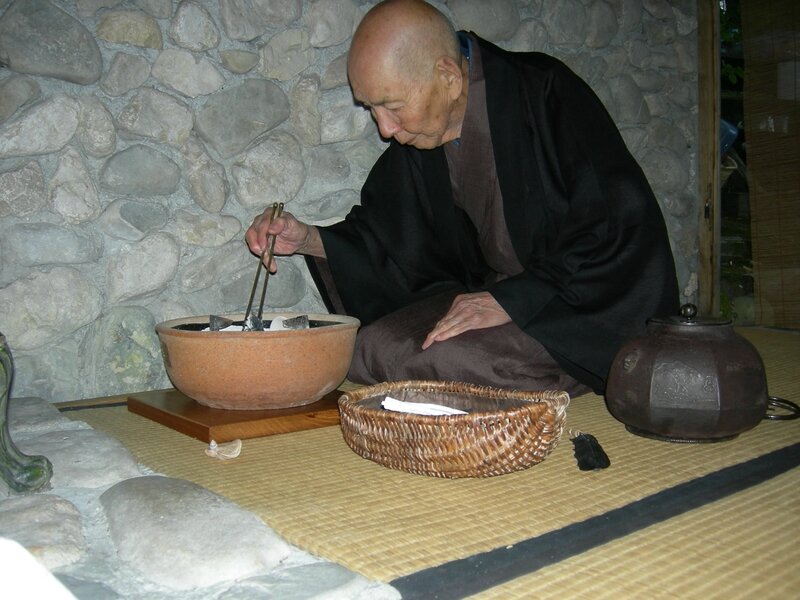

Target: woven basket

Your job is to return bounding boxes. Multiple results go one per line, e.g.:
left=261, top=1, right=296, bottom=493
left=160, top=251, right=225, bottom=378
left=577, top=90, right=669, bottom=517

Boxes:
left=338, top=380, right=570, bottom=478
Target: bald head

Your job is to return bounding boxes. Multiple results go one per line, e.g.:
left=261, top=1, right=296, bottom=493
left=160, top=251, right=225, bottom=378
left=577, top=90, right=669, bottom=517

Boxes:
left=346, top=0, right=468, bottom=148
left=348, top=0, right=460, bottom=85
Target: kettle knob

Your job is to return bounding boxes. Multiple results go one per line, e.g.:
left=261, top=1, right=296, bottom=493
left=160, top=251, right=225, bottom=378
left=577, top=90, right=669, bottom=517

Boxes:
left=680, top=303, right=697, bottom=322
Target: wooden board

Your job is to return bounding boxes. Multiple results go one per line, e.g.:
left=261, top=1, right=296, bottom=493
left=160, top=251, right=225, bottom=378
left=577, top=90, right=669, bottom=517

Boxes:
left=127, top=388, right=341, bottom=443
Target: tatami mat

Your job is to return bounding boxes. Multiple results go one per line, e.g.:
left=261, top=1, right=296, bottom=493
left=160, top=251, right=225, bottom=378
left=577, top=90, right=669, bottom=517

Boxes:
left=64, top=328, right=800, bottom=596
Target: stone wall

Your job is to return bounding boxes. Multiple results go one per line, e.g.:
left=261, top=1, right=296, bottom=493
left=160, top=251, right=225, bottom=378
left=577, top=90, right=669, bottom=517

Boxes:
left=0, top=0, right=699, bottom=403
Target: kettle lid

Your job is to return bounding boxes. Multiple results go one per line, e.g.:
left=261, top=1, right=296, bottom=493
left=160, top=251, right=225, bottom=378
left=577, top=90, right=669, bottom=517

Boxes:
left=649, top=303, right=732, bottom=327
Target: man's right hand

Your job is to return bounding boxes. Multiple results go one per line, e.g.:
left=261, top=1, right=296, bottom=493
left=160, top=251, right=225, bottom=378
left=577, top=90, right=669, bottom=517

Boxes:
left=245, top=208, right=325, bottom=271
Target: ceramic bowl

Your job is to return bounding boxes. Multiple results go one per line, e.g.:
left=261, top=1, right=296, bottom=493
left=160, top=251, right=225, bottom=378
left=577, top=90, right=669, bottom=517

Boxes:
left=155, top=312, right=360, bottom=410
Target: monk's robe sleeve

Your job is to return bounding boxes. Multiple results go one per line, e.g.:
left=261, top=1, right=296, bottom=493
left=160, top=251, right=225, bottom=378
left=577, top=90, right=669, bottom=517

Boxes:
left=307, top=144, right=489, bottom=326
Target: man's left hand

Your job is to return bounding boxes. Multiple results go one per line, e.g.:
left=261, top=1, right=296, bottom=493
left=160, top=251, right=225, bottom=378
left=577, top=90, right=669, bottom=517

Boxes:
left=421, top=292, right=511, bottom=349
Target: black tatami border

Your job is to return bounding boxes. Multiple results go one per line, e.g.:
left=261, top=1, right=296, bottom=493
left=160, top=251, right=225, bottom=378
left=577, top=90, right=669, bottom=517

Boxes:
left=391, top=442, right=800, bottom=600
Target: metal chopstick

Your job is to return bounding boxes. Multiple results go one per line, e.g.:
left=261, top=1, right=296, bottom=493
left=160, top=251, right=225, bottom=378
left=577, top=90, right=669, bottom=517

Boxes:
left=243, top=202, right=283, bottom=328
left=256, top=202, right=283, bottom=320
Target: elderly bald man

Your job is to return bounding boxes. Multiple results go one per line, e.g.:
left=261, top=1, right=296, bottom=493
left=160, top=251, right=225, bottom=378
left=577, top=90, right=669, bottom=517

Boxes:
left=245, top=0, right=679, bottom=395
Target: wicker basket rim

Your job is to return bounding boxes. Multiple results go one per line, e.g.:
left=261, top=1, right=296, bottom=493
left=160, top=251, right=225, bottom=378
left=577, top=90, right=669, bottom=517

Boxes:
left=338, top=379, right=570, bottom=420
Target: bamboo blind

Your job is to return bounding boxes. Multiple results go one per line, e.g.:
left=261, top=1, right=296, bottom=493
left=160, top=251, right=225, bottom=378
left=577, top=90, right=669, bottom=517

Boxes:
left=741, top=0, right=800, bottom=328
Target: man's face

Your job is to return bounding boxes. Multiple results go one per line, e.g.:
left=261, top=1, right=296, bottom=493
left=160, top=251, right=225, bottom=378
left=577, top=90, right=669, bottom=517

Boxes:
left=350, top=68, right=455, bottom=150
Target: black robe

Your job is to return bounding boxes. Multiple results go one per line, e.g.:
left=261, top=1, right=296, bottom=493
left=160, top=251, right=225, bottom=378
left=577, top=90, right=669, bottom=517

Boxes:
left=307, top=35, right=679, bottom=392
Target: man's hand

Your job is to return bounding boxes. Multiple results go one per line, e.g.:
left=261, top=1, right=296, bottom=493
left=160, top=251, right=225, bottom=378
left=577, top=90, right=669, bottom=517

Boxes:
left=421, top=292, right=511, bottom=349
left=244, top=208, right=325, bottom=271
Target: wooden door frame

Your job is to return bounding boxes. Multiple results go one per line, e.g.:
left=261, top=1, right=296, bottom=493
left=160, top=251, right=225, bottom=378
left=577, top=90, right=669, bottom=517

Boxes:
left=696, top=1, right=720, bottom=315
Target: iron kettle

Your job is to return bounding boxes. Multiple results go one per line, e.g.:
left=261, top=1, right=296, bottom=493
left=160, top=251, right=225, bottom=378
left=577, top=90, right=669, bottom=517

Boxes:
left=605, top=304, right=797, bottom=442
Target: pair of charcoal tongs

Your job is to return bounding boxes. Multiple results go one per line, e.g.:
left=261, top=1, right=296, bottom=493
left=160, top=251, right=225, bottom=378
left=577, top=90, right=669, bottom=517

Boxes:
left=243, top=202, right=283, bottom=331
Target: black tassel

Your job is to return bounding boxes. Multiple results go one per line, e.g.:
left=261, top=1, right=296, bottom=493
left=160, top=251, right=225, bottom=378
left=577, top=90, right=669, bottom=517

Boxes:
left=570, top=432, right=610, bottom=471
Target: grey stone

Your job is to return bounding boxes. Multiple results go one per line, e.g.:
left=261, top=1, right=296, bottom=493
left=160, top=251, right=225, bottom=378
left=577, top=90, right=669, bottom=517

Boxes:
left=0, top=495, right=86, bottom=570
left=219, top=0, right=303, bottom=41
left=608, top=74, right=650, bottom=124
left=644, top=91, right=671, bottom=118
left=0, top=95, right=80, bottom=159
left=0, top=0, right=102, bottom=85
left=82, top=306, right=165, bottom=396
left=108, top=233, right=180, bottom=302
left=152, top=49, right=226, bottom=98
left=586, top=0, right=619, bottom=49
left=170, top=0, right=220, bottom=51
left=16, top=429, right=142, bottom=488
left=0, top=222, right=101, bottom=267
left=116, top=87, right=194, bottom=148
left=146, top=297, right=195, bottom=323
left=257, top=29, right=315, bottom=81
left=172, top=209, right=242, bottom=247
left=100, top=145, right=181, bottom=196
left=665, top=78, right=694, bottom=111
left=0, top=266, right=102, bottom=351
left=56, top=575, right=121, bottom=600
left=673, top=36, right=696, bottom=73
left=290, top=74, right=322, bottom=146
left=219, top=562, right=401, bottom=600
left=604, top=46, right=631, bottom=78
left=649, top=46, right=678, bottom=70
left=195, top=79, right=290, bottom=160
left=135, top=0, right=173, bottom=19
left=345, top=137, right=386, bottom=182
left=180, top=242, right=251, bottom=292
left=542, top=0, right=586, bottom=45
left=0, top=75, right=40, bottom=123
left=100, top=53, right=152, bottom=98
left=8, top=396, right=88, bottom=436
left=0, top=160, right=46, bottom=218
left=648, top=118, right=690, bottom=158
left=608, top=0, right=643, bottom=33
left=231, top=131, right=305, bottom=210
left=640, top=147, right=689, bottom=195
left=100, top=476, right=292, bottom=590
left=248, top=258, right=305, bottom=309
left=98, top=198, right=169, bottom=241
left=321, top=52, right=349, bottom=90
left=673, top=1, right=697, bottom=36
left=448, top=0, right=520, bottom=41
left=49, top=147, right=101, bottom=224
left=181, top=135, right=228, bottom=213
left=76, top=0, right=123, bottom=17
left=219, top=49, right=260, bottom=74
left=9, top=340, right=84, bottom=405
left=320, top=87, right=373, bottom=144
left=626, top=38, right=652, bottom=69
left=632, top=68, right=666, bottom=93
left=296, top=189, right=358, bottom=225
left=506, top=18, right=549, bottom=52
left=305, top=0, right=358, bottom=48
left=643, top=0, right=674, bottom=21
left=76, top=96, right=117, bottom=158
left=302, top=144, right=352, bottom=199
left=644, top=18, right=677, bottom=46
left=96, top=10, right=163, bottom=49
left=619, top=125, right=649, bottom=158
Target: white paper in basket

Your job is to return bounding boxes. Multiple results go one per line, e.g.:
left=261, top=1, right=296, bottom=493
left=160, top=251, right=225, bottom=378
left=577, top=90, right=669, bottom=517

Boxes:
left=381, top=396, right=468, bottom=416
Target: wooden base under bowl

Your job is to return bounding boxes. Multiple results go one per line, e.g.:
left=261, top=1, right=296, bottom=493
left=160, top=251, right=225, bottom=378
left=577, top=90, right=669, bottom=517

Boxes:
left=127, top=388, right=341, bottom=443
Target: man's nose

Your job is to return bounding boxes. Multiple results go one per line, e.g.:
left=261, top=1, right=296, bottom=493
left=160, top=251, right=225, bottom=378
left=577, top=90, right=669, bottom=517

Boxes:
left=373, top=108, right=401, bottom=138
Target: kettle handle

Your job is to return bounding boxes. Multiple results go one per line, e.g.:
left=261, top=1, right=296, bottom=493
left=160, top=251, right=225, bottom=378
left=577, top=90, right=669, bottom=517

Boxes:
left=764, top=396, right=800, bottom=420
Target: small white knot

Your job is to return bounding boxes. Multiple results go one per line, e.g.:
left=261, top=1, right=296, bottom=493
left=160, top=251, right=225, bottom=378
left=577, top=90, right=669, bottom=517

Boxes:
left=205, top=439, right=242, bottom=460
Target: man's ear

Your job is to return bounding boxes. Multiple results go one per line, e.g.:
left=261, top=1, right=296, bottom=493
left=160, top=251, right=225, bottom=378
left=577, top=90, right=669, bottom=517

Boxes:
left=435, top=55, right=462, bottom=98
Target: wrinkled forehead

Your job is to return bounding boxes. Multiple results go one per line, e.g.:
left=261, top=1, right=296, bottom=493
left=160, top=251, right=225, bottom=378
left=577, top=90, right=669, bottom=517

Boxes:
left=348, top=54, right=406, bottom=104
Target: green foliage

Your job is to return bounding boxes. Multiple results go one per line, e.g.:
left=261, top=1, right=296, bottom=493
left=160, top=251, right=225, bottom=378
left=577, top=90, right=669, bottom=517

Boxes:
left=722, top=62, right=745, bottom=85
left=720, top=0, right=744, bottom=85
